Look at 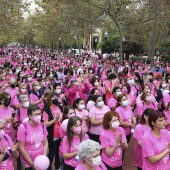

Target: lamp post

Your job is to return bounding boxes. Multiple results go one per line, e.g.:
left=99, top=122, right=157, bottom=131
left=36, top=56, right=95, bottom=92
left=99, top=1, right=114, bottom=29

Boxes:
left=104, top=31, right=108, bottom=53
left=74, top=35, right=77, bottom=48
left=94, top=38, right=98, bottom=54
left=122, top=36, right=126, bottom=59
left=58, top=38, right=61, bottom=51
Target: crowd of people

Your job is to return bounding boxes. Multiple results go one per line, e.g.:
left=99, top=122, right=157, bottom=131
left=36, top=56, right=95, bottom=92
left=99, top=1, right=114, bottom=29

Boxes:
left=0, top=46, right=170, bottom=170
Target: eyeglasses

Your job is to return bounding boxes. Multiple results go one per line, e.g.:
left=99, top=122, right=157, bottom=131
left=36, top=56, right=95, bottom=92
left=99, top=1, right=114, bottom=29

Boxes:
left=33, top=113, right=42, bottom=116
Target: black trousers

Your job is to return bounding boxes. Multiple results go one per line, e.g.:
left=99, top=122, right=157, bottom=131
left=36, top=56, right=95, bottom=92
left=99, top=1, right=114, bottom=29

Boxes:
left=89, top=133, right=100, bottom=144
left=104, top=162, right=122, bottom=170
left=137, top=167, right=142, bottom=170
left=63, top=163, right=75, bottom=170
left=25, top=168, right=33, bottom=170
left=47, top=138, right=61, bottom=170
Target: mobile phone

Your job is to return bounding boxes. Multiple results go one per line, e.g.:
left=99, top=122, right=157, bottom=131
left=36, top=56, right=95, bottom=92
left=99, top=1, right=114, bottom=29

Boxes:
left=12, top=113, right=16, bottom=118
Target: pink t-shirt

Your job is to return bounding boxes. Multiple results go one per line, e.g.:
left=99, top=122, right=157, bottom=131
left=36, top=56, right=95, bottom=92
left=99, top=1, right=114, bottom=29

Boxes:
left=16, top=107, right=28, bottom=125
left=163, top=93, right=170, bottom=107
left=164, top=111, right=170, bottom=131
left=30, top=93, right=44, bottom=111
left=75, top=161, right=107, bottom=170
left=115, top=106, right=134, bottom=135
left=89, top=105, right=110, bottom=135
left=0, top=107, right=16, bottom=140
left=100, top=128, right=126, bottom=168
left=136, top=102, right=158, bottom=116
left=61, top=134, right=89, bottom=167
left=17, top=121, right=48, bottom=168
left=87, top=101, right=95, bottom=110
left=75, top=109, right=89, bottom=133
left=133, top=124, right=150, bottom=168
left=142, top=129, right=170, bottom=170
left=0, top=134, right=14, bottom=170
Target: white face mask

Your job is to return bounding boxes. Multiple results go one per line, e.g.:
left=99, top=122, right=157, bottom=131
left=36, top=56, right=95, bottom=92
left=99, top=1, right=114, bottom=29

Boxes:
left=91, top=156, right=102, bottom=166
left=162, top=84, right=167, bottom=88
left=28, top=77, right=32, bottom=81
left=23, top=101, right=29, bottom=108
left=97, top=101, right=104, bottom=107
left=94, top=82, right=99, bottom=86
left=111, top=121, right=120, bottom=129
left=122, top=100, right=129, bottom=106
left=116, top=92, right=122, bottom=96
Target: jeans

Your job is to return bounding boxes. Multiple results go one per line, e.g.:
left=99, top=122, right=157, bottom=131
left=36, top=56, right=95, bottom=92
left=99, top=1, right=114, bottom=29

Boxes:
left=47, top=138, right=61, bottom=170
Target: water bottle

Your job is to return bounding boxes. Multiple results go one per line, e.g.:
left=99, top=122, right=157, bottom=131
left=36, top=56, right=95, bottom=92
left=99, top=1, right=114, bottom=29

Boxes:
left=75, top=155, right=79, bottom=162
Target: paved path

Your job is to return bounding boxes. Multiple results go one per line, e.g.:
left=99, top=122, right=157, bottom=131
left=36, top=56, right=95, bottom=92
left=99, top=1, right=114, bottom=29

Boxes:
left=124, top=137, right=137, bottom=170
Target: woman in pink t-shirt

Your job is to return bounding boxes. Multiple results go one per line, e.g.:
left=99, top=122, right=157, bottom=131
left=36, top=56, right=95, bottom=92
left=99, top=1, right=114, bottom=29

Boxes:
left=0, top=120, right=19, bottom=170
left=73, top=98, right=89, bottom=133
left=76, top=139, right=107, bottom=170
left=17, top=105, right=48, bottom=170
left=136, top=91, right=158, bottom=119
left=30, top=81, right=45, bottom=111
left=115, top=94, right=136, bottom=137
left=89, top=95, right=110, bottom=143
left=100, top=111, right=128, bottom=170
left=0, top=92, right=18, bottom=140
left=122, top=84, right=133, bottom=108
left=87, top=88, right=100, bottom=111
left=142, top=110, right=170, bottom=170
left=133, top=108, right=153, bottom=170
left=61, top=116, right=89, bottom=170
left=42, top=92, right=62, bottom=170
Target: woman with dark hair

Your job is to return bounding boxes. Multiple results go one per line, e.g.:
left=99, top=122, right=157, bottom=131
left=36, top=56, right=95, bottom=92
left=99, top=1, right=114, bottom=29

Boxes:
left=142, top=110, right=170, bottom=169
left=121, top=84, right=133, bottom=107
left=17, top=105, right=48, bottom=170
left=115, top=94, right=136, bottom=144
left=104, top=73, right=119, bottom=104
left=62, top=106, right=76, bottom=122
left=90, top=76, right=104, bottom=95
left=42, top=92, right=62, bottom=170
left=89, top=95, right=110, bottom=143
left=100, top=111, right=128, bottom=170
left=73, top=98, right=89, bottom=133
left=87, top=88, right=100, bottom=110
left=61, top=116, right=89, bottom=170
left=133, top=108, right=154, bottom=170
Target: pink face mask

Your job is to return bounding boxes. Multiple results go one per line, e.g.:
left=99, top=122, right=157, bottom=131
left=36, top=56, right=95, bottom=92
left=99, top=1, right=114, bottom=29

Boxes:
left=72, top=126, right=82, bottom=135
left=146, top=96, right=153, bottom=102
left=33, top=115, right=41, bottom=123
left=122, top=89, right=127, bottom=94
left=21, top=89, right=27, bottom=94
left=68, top=114, right=75, bottom=119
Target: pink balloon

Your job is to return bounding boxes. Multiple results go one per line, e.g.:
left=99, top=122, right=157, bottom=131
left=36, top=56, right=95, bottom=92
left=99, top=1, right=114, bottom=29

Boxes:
left=34, top=155, right=50, bottom=170
left=61, top=119, right=69, bottom=132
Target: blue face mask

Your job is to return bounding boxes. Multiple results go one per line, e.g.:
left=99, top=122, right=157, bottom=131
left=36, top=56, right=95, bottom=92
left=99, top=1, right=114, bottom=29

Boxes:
left=78, top=104, right=85, bottom=110
left=97, top=101, right=104, bottom=107
left=122, top=100, right=129, bottom=107
left=56, top=89, right=61, bottom=94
